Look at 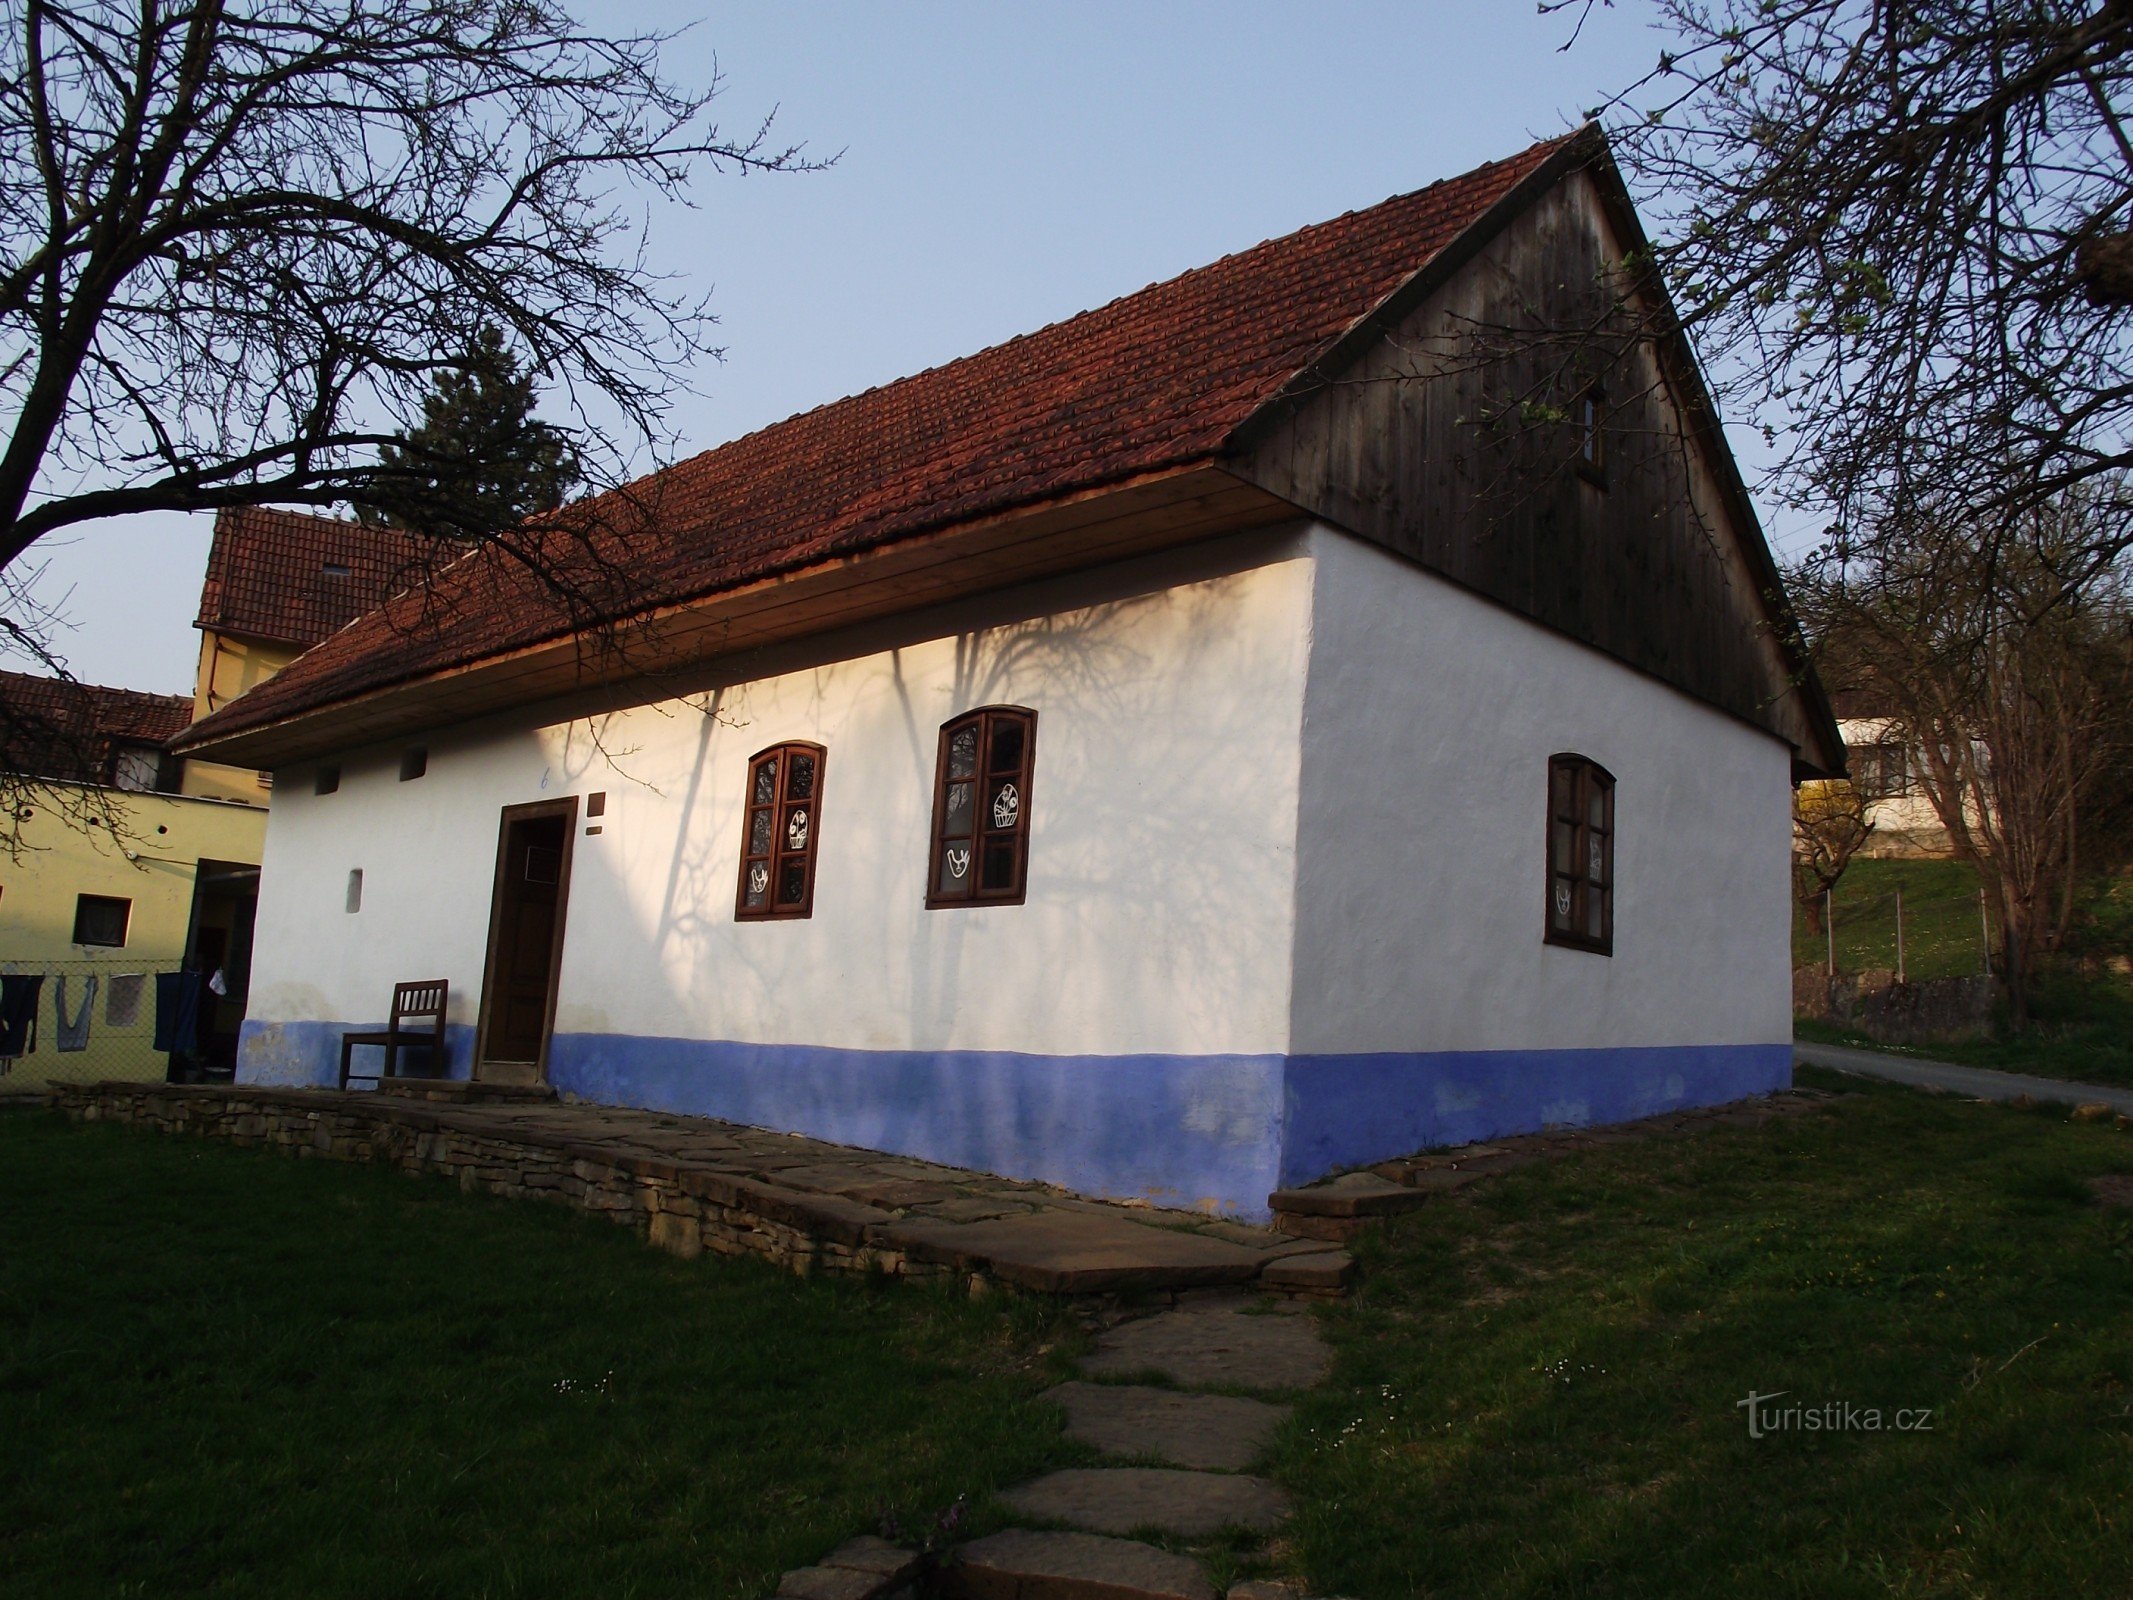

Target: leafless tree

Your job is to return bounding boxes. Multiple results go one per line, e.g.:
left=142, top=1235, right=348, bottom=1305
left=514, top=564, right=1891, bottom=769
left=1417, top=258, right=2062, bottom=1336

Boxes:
left=0, top=1, right=818, bottom=658
left=1793, top=776, right=1875, bottom=934
left=1793, top=489, right=2133, bottom=1013
left=1551, top=0, right=2133, bottom=578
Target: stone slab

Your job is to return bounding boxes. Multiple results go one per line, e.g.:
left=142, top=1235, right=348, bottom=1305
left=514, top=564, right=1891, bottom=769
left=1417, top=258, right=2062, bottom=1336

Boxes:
left=1080, top=1305, right=1331, bottom=1393
left=1045, top=1381, right=1289, bottom=1470
left=1000, top=1467, right=1289, bottom=1538
left=1266, top=1175, right=1427, bottom=1219
left=1256, top=1251, right=1353, bottom=1293
left=880, top=1211, right=1266, bottom=1294
left=947, top=1529, right=1216, bottom=1600
left=821, top=1536, right=923, bottom=1581
left=776, top=1563, right=885, bottom=1600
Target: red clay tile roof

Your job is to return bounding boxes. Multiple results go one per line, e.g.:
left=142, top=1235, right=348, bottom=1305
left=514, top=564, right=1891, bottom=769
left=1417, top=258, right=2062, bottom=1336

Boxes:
left=0, top=669, right=194, bottom=786
left=197, top=506, right=436, bottom=651
left=183, top=134, right=1575, bottom=751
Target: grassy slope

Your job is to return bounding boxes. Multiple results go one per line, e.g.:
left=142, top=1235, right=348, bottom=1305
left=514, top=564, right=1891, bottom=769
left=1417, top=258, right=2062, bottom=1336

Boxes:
left=1793, top=860, right=2133, bottom=1089
left=1274, top=1071, right=2133, bottom=1600
left=0, top=1111, right=1080, bottom=1599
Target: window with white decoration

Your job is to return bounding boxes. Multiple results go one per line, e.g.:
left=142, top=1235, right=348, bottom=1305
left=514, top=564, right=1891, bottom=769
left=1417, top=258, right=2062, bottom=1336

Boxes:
left=927, top=707, right=1035, bottom=907
left=1546, top=754, right=1613, bottom=955
left=735, top=742, right=825, bottom=920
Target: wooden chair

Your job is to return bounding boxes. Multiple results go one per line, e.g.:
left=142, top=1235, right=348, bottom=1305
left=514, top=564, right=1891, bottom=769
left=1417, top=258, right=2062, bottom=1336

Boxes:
left=339, top=980, right=449, bottom=1088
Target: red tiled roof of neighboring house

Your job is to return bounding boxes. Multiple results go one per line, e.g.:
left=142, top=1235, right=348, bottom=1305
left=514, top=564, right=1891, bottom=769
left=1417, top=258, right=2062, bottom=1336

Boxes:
left=182, top=133, right=1578, bottom=749
left=197, top=505, right=433, bottom=651
left=0, top=669, right=194, bottom=786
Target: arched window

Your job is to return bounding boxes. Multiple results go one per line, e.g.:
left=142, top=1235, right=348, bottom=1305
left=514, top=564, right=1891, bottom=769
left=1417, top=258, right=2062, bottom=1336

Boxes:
left=928, top=706, right=1035, bottom=906
left=1546, top=753, right=1613, bottom=954
left=735, top=742, right=825, bottom=920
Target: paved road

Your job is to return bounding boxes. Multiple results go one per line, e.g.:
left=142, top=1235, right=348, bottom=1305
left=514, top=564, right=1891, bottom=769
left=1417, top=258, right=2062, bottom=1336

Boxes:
left=1794, top=1039, right=2133, bottom=1116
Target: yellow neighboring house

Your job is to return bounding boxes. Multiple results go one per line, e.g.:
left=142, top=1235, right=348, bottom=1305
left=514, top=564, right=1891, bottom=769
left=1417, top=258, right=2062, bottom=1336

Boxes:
left=0, top=672, right=265, bottom=1089
left=0, top=507, right=426, bottom=1090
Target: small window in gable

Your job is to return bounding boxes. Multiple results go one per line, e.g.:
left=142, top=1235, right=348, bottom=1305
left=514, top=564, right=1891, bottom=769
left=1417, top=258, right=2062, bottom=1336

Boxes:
left=928, top=707, right=1036, bottom=907
left=1575, top=384, right=1607, bottom=486
left=736, top=742, right=825, bottom=920
left=1546, top=754, right=1613, bottom=955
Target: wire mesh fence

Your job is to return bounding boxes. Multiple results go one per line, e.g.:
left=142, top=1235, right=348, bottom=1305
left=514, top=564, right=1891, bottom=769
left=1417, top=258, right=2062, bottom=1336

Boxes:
left=1795, top=872, right=1995, bottom=984
left=0, top=957, right=225, bottom=1095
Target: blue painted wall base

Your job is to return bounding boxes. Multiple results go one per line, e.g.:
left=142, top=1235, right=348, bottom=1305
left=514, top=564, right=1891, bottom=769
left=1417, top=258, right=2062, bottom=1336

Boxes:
left=237, top=1023, right=1789, bottom=1220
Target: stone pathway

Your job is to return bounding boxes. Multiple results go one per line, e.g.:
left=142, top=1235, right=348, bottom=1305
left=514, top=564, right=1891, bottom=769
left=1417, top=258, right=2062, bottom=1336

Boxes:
left=60, top=1082, right=1348, bottom=1298
left=1793, top=1040, right=2133, bottom=1116
left=947, top=1295, right=1337, bottom=1600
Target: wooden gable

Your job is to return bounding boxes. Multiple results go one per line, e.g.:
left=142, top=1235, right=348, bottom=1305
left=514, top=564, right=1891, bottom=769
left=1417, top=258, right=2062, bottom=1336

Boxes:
left=1223, top=143, right=1841, bottom=778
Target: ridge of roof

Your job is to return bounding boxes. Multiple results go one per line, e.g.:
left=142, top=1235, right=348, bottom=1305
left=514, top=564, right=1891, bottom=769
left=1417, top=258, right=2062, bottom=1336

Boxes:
left=178, top=131, right=1582, bottom=757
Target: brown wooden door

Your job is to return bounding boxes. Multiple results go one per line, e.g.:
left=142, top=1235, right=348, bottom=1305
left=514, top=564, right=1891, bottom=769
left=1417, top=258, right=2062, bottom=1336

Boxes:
left=477, top=802, right=575, bottom=1077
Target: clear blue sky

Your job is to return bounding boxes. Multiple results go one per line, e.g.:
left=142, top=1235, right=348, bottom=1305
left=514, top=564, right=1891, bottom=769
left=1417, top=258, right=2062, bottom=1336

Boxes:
left=22, top=1, right=1703, bottom=696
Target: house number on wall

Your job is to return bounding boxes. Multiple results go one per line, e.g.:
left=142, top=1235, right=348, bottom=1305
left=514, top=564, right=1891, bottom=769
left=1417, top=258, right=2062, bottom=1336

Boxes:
left=992, top=783, right=1019, bottom=829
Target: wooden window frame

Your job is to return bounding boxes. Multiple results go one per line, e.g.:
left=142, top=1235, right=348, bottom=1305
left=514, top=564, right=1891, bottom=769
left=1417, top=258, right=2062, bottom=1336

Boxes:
left=1575, top=383, right=1608, bottom=487
left=926, top=706, right=1036, bottom=908
left=734, top=741, right=826, bottom=921
left=1545, top=754, right=1614, bottom=956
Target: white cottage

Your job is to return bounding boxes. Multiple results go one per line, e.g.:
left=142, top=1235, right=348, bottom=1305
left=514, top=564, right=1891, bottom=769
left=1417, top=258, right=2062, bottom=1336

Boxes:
left=176, top=130, right=1842, bottom=1220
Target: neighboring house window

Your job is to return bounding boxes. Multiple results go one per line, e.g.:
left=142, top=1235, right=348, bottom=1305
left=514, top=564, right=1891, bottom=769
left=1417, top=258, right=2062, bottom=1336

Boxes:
left=736, top=742, right=825, bottom=920
left=1853, top=740, right=1910, bottom=799
left=73, top=893, right=130, bottom=947
left=928, top=707, right=1036, bottom=907
left=111, top=744, right=176, bottom=793
left=1546, top=754, right=1613, bottom=954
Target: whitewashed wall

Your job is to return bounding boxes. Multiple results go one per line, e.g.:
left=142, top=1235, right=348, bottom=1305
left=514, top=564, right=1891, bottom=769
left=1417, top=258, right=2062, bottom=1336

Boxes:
left=246, top=532, right=1314, bottom=1057
left=1277, top=526, right=1794, bottom=1182
left=1291, top=524, right=1794, bottom=1050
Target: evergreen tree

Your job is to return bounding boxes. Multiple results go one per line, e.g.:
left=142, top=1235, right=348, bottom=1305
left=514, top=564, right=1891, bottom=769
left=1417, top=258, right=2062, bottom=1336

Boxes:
left=361, top=324, right=582, bottom=538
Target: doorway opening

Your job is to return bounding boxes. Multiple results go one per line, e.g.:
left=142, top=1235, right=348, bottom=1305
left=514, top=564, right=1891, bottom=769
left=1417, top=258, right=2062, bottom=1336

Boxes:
left=474, top=798, right=577, bottom=1084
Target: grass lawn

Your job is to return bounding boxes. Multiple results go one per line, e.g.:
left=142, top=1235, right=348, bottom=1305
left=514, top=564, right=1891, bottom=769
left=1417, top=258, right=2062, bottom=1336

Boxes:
left=1273, top=1069, right=2133, bottom=1599
left=0, top=1109, right=1080, bottom=1599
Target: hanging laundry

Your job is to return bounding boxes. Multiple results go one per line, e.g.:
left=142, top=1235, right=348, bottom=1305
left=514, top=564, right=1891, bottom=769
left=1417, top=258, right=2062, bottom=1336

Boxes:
left=0, top=973, right=45, bottom=1058
left=153, top=971, right=202, bottom=1054
left=54, top=975, right=97, bottom=1052
left=105, top=973, right=145, bottom=1029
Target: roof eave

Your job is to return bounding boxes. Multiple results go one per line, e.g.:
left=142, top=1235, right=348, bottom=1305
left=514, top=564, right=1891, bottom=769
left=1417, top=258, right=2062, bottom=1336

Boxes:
left=173, top=463, right=1301, bottom=768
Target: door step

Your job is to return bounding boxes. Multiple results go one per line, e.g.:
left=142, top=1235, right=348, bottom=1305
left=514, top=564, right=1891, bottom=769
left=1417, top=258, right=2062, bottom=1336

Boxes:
left=371, top=1078, right=555, bottom=1104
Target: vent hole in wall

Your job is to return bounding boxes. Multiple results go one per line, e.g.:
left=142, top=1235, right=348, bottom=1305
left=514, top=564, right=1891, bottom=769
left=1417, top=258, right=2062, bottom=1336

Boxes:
left=399, top=747, right=427, bottom=781
left=345, top=869, right=363, bottom=914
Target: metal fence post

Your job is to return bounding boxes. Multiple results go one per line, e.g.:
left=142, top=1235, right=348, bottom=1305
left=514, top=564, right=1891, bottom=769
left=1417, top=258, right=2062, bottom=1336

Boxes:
left=1895, top=884, right=1906, bottom=985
